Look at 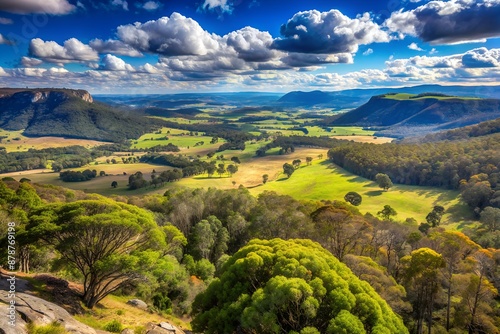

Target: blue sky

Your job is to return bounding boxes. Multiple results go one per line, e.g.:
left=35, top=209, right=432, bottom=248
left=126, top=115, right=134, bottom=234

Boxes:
left=0, top=0, right=498, bottom=93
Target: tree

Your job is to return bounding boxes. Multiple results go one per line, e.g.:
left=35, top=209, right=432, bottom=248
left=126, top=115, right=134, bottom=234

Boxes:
left=480, top=206, right=500, bottom=231
left=377, top=205, right=397, bottom=221
left=292, top=159, right=301, bottom=169
left=306, top=157, right=313, bottom=166
left=26, top=199, right=164, bottom=309
left=216, top=164, right=225, bottom=177
left=344, top=192, right=362, bottom=206
left=226, top=164, right=238, bottom=176
left=401, top=248, right=445, bottom=334
left=375, top=173, right=393, bottom=191
left=111, top=181, right=118, bottom=188
left=206, top=164, right=216, bottom=177
left=192, top=239, right=408, bottom=334
left=231, top=156, right=241, bottom=164
left=425, top=205, right=445, bottom=227
left=283, top=163, right=295, bottom=178
left=262, top=174, right=269, bottom=184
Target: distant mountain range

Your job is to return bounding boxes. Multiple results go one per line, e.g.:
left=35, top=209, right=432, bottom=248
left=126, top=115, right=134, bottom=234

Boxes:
left=326, top=93, right=500, bottom=138
left=0, top=88, right=162, bottom=142
left=277, top=85, right=500, bottom=109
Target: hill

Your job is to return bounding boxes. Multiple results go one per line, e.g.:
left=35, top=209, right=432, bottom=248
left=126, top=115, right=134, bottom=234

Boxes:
left=0, top=88, right=163, bottom=142
left=327, top=93, right=500, bottom=137
left=278, top=84, right=500, bottom=109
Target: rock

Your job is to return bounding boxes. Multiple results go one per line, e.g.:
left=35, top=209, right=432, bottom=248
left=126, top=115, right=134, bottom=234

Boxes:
left=0, top=290, right=97, bottom=334
left=121, top=329, right=135, bottom=334
left=126, top=298, right=148, bottom=310
left=0, top=302, right=28, bottom=334
left=144, top=321, right=182, bottom=334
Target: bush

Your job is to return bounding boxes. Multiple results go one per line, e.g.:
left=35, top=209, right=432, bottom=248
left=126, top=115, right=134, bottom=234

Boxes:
left=104, top=320, right=123, bottom=333
left=27, top=321, right=67, bottom=334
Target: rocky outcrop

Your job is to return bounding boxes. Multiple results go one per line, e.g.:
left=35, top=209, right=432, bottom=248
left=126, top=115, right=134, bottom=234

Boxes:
left=0, top=290, right=97, bottom=334
left=126, top=298, right=148, bottom=310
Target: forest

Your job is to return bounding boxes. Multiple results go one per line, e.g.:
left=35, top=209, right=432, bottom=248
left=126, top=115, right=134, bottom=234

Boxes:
left=0, top=179, right=499, bottom=333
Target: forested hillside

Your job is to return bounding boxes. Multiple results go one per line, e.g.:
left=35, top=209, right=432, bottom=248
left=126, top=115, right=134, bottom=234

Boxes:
left=0, top=89, right=163, bottom=141
left=1, top=180, right=498, bottom=333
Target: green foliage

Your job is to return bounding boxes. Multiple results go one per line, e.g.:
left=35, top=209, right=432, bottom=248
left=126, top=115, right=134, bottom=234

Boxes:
left=375, top=173, right=393, bottom=191
left=103, top=319, right=123, bottom=333
left=377, top=205, right=397, bottom=221
left=192, top=239, right=407, bottom=334
left=283, top=163, right=295, bottom=178
left=344, top=191, right=362, bottom=206
left=26, top=322, right=67, bottom=334
left=26, top=198, right=165, bottom=308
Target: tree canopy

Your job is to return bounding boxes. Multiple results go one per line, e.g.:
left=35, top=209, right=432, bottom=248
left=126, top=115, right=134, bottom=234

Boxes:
left=192, top=238, right=408, bottom=334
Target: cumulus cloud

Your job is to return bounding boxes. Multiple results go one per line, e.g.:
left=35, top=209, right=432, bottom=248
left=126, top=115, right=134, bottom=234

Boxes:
left=224, top=27, right=276, bottom=62
left=117, top=13, right=221, bottom=56
left=385, top=0, right=500, bottom=44
left=273, top=10, right=390, bottom=54
left=386, top=48, right=499, bottom=71
left=429, top=48, right=438, bottom=54
left=0, top=18, right=13, bottom=25
left=142, top=1, right=160, bottom=11
left=29, top=38, right=99, bottom=64
left=280, top=52, right=353, bottom=67
left=0, top=0, right=75, bottom=14
left=101, top=54, right=134, bottom=71
left=408, top=42, right=424, bottom=51
left=0, top=67, right=9, bottom=77
left=461, top=48, right=500, bottom=68
left=363, top=48, right=373, bottom=56
left=89, top=39, right=143, bottom=57
left=21, top=56, right=43, bottom=67
left=111, top=0, right=128, bottom=11
left=0, top=33, right=14, bottom=45
left=201, top=0, right=232, bottom=14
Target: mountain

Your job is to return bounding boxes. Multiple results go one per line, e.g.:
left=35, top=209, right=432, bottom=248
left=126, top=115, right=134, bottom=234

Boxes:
left=327, top=93, right=500, bottom=138
left=278, top=84, right=500, bottom=109
left=0, top=88, right=162, bottom=142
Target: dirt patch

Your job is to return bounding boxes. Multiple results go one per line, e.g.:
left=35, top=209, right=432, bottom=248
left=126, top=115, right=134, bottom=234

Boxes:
left=330, top=135, right=394, bottom=144
left=34, top=274, right=85, bottom=315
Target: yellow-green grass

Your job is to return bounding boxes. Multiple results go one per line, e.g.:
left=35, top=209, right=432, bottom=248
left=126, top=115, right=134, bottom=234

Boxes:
left=74, top=294, right=191, bottom=332
left=328, top=126, right=374, bottom=136
left=0, top=130, right=107, bottom=152
left=248, top=159, right=471, bottom=226
left=330, top=135, right=394, bottom=144
left=383, top=93, right=480, bottom=101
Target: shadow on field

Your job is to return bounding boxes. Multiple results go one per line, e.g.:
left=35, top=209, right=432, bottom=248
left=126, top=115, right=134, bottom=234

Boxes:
left=365, top=190, right=383, bottom=197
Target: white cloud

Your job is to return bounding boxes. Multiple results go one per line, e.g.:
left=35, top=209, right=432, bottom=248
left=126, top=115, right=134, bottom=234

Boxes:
left=363, top=48, right=373, bottom=56
left=201, top=0, right=232, bottom=14
left=117, top=13, right=221, bottom=56
left=29, top=38, right=99, bottom=64
left=0, top=0, right=75, bottom=15
left=408, top=42, right=424, bottom=51
left=101, top=54, right=134, bottom=71
left=0, top=33, right=14, bottom=45
left=21, top=57, right=43, bottom=67
left=111, top=0, right=128, bottom=11
left=0, top=17, right=13, bottom=25
left=273, top=10, right=390, bottom=54
left=0, top=67, right=9, bottom=77
left=142, top=1, right=160, bottom=11
left=89, top=39, right=143, bottom=57
left=429, top=48, right=438, bottom=55
left=385, top=0, right=500, bottom=44
left=224, top=26, right=276, bottom=62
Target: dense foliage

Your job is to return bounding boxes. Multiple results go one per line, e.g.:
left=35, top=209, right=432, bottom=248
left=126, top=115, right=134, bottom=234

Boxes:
left=192, top=238, right=408, bottom=334
left=328, top=134, right=500, bottom=189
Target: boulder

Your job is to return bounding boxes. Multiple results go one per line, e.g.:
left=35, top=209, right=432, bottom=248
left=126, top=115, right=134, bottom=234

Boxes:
left=126, top=298, right=148, bottom=310
left=0, top=290, right=97, bottom=334
left=121, top=329, right=135, bottom=334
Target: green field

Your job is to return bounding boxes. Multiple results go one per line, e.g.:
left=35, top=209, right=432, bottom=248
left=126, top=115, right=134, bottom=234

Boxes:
left=383, top=93, right=480, bottom=101
left=247, top=159, right=472, bottom=226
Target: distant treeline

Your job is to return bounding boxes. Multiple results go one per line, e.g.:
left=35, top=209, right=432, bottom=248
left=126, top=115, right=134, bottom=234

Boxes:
left=256, top=135, right=339, bottom=156
left=0, top=145, right=92, bottom=173
left=328, top=133, right=500, bottom=189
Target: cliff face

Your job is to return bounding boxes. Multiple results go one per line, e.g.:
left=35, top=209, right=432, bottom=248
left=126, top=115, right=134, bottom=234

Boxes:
left=0, top=87, right=160, bottom=142
left=0, top=88, right=93, bottom=104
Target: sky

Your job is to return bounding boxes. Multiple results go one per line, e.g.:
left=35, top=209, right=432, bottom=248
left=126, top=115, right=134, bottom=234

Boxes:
left=0, top=0, right=499, bottom=94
